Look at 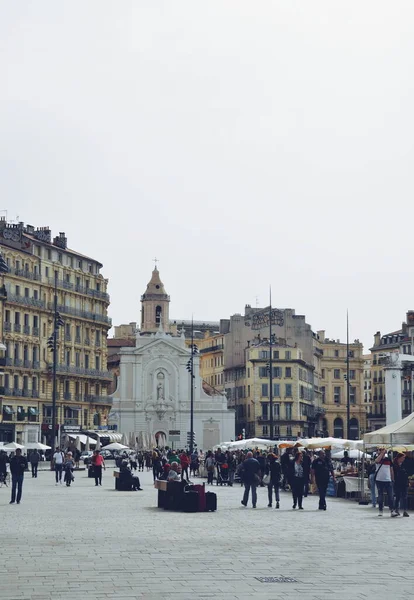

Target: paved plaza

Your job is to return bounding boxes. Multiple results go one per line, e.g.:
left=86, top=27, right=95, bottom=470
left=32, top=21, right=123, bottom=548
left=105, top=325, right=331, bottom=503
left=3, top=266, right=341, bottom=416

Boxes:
left=1, top=466, right=413, bottom=600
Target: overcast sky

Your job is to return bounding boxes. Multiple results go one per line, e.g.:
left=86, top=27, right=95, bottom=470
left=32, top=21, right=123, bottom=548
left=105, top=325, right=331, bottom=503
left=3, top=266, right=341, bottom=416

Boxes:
left=1, top=1, right=413, bottom=351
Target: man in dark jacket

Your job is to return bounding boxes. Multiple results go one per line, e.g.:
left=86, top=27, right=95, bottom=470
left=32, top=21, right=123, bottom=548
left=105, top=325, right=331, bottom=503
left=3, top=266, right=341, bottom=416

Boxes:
left=29, top=450, right=40, bottom=478
left=266, top=453, right=282, bottom=508
left=311, top=450, right=335, bottom=511
left=240, top=451, right=261, bottom=508
left=10, top=449, right=28, bottom=504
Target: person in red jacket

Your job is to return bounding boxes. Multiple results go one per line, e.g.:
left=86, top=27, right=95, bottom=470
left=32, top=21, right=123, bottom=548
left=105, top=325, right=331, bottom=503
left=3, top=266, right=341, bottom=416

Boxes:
left=180, top=451, right=190, bottom=481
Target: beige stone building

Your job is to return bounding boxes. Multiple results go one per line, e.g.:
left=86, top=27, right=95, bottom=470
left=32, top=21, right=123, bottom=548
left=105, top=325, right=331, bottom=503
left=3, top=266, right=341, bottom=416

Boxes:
left=0, top=219, right=112, bottom=445
left=318, top=331, right=366, bottom=439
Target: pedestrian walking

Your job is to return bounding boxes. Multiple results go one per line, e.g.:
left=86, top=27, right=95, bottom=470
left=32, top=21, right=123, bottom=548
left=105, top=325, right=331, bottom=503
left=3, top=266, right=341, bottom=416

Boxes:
left=91, top=450, right=106, bottom=486
left=29, top=449, right=40, bottom=478
left=240, top=451, right=261, bottom=508
left=205, top=451, right=215, bottom=485
left=64, top=452, right=75, bottom=487
left=375, top=448, right=397, bottom=517
left=9, top=448, right=28, bottom=504
left=367, top=461, right=377, bottom=508
left=291, top=452, right=306, bottom=509
left=52, top=447, right=65, bottom=486
left=180, top=450, right=190, bottom=481
left=137, top=451, right=144, bottom=472
left=311, top=450, right=335, bottom=511
left=281, top=448, right=292, bottom=490
left=302, top=451, right=311, bottom=497
left=393, top=453, right=409, bottom=517
left=0, top=450, right=7, bottom=485
left=266, top=453, right=281, bottom=508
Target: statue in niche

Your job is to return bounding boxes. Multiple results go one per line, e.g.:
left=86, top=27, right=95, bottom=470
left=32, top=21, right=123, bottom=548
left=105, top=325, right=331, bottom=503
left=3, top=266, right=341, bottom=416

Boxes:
left=156, top=372, right=165, bottom=401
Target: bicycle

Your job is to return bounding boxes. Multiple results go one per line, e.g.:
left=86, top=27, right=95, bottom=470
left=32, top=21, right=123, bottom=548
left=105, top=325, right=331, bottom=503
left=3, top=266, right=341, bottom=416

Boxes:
left=0, top=472, right=10, bottom=487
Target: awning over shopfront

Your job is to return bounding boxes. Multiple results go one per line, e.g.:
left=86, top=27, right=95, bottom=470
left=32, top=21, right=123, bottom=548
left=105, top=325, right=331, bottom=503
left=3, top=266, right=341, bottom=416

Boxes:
left=29, top=408, right=39, bottom=416
left=67, top=433, right=96, bottom=446
left=85, top=430, right=122, bottom=443
left=3, top=406, right=15, bottom=414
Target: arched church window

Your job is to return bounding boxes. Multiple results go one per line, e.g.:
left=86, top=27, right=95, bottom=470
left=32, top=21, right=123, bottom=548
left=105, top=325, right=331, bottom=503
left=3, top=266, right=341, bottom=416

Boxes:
left=141, top=307, right=144, bottom=325
left=156, top=305, right=162, bottom=325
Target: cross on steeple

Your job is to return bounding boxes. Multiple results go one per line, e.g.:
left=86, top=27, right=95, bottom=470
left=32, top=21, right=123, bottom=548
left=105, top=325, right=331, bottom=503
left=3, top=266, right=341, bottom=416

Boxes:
left=153, top=257, right=159, bottom=269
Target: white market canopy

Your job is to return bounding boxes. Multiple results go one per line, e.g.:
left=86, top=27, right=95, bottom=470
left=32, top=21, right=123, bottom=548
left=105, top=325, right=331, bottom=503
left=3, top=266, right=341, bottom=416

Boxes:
left=299, top=437, right=362, bottom=450
left=364, top=412, right=414, bottom=446
left=67, top=434, right=96, bottom=446
left=217, top=438, right=276, bottom=451
left=331, top=449, right=370, bottom=460
left=25, top=442, right=51, bottom=450
left=2, top=442, right=25, bottom=451
left=102, top=442, right=129, bottom=451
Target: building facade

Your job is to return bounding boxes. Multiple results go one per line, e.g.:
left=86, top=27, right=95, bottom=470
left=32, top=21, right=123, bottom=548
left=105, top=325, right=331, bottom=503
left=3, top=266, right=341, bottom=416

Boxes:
left=0, top=219, right=112, bottom=444
left=368, top=312, right=414, bottom=430
left=109, top=268, right=235, bottom=449
left=318, top=332, right=366, bottom=439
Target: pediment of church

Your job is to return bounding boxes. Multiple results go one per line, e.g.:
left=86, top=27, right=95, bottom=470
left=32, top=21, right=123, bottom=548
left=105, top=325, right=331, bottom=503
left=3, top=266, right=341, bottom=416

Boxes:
left=135, top=337, right=189, bottom=359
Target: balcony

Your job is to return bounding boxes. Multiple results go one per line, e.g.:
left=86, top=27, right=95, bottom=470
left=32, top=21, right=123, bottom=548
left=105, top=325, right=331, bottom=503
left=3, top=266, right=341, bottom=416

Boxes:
left=65, top=334, right=71, bottom=342
left=12, top=267, right=40, bottom=281
left=23, top=389, right=31, bottom=397
left=5, top=358, right=12, bottom=366
left=47, top=278, right=110, bottom=302
left=200, top=344, right=224, bottom=354
left=85, top=338, right=91, bottom=346
left=32, top=390, right=39, bottom=398
left=14, top=323, right=21, bottom=333
left=14, top=358, right=23, bottom=367
left=4, top=322, right=11, bottom=332
left=13, top=388, right=23, bottom=397
left=64, top=392, right=72, bottom=400
left=63, top=418, right=79, bottom=426
left=307, top=405, right=326, bottom=419
left=23, top=360, right=32, bottom=369
left=8, top=294, right=45, bottom=309
left=32, top=327, right=39, bottom=337
left=75, top=337, right=82, bottom=345
left=47, top=363, right=112, bottom=380
left=33, top=361, right=40, bottom=370
left=47, top=303, right=112, bottom=327
left=23, top=325, right=31, bottom=335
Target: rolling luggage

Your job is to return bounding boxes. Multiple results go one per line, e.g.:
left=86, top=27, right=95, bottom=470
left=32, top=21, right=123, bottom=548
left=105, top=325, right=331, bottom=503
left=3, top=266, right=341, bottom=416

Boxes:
left=183, top=490, right=199, bottom=512
left=206, top=491, right=217, bottom=512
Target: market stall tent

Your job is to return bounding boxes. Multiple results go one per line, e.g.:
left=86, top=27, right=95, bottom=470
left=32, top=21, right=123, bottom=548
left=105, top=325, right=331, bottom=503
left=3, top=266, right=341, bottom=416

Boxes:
left=363, top=412, right=414, bottom=446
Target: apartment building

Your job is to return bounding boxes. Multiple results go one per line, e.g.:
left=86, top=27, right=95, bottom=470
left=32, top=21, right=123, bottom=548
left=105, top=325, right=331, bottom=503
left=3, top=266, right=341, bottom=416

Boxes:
left=318, top=332, right=365, bottom=439
left=0, top=219, right=112, bottom=444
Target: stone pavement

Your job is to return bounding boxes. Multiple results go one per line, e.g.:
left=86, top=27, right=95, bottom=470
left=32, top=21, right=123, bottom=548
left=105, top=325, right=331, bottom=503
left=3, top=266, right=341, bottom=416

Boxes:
left=0, top=466, right=412, bottom=600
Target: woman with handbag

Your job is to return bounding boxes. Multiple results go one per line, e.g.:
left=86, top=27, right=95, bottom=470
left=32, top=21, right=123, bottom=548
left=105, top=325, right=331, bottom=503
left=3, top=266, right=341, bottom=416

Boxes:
left=266, top=453, right=281, bottom=509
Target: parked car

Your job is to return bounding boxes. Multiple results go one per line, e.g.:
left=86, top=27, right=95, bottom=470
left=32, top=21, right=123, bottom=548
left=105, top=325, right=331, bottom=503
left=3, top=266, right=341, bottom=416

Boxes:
left=80, top=451, right=93, bottom=463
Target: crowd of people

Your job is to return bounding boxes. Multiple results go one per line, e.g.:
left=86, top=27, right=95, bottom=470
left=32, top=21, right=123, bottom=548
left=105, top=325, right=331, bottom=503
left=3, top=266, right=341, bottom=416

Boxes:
left=2, top=442, right=412, bottom=515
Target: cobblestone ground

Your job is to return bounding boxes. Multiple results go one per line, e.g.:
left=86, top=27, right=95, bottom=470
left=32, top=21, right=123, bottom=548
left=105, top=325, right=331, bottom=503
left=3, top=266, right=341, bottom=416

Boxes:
left=1, top=465, right=412, bottom=600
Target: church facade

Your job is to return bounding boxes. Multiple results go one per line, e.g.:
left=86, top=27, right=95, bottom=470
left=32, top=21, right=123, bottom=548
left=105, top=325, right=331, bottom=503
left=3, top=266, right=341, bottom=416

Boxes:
left=108, top=267, right=235, bottom=450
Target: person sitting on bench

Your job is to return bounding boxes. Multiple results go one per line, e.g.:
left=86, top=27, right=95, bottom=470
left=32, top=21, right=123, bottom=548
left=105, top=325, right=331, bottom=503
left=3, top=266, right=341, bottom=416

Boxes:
left=120, top=461, right=143, bottom=491
left=167, top=462, right=180, bottom=482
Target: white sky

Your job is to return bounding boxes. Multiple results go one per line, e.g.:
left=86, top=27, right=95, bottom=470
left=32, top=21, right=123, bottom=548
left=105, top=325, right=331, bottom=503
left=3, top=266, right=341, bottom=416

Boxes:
left=1, top=1, right=413, bottom=350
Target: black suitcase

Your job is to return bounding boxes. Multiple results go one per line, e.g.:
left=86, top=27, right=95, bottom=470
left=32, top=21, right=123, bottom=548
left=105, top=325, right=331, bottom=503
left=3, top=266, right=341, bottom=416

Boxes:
left=206, top=491, right=217, bottom=512
left=183, top=490, right=199, bottom=513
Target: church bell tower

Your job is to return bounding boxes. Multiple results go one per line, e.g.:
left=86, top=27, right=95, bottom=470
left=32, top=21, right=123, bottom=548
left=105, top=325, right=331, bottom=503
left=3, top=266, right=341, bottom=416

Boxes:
left=140, top=265, right=170, bottom=334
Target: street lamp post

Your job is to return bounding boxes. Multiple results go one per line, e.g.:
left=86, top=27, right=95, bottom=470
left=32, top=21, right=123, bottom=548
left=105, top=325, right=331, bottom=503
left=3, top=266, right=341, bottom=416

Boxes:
left=346, top=310, right=351, bottom=439
left=47, top=273, right=64, bottom=448
left=268, top=296, right=274, bottom=440
left=186, top=319, right=198, bottom=454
